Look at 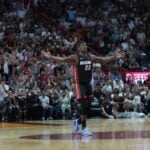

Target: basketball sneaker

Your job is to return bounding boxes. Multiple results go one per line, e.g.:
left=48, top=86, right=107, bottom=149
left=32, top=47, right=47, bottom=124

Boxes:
left=73, top=119, right=79, bottom=132
left=81, top=128, right=92, bottom=136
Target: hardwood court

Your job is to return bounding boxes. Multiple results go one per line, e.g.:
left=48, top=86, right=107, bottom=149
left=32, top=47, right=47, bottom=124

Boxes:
left=0, top=118, right=150, bottom=150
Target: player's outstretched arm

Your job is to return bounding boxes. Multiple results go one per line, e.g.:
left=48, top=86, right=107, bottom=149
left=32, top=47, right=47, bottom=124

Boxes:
left=91, top=51, right=125, bottom=64
left=41, top=50, right=77, bottom=64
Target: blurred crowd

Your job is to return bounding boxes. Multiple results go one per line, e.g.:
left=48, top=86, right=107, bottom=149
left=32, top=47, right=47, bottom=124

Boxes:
left=0, top=0, right=149, bottom=122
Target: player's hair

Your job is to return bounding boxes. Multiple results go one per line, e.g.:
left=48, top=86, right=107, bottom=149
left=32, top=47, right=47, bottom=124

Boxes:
left=75, top=41, right=86, bottom=49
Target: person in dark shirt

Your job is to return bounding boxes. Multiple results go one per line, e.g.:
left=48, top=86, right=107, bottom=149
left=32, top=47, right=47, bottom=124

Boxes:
left=111, top=88, right=130, bottom=114
left=144, top=75, right=150, bottom=88
left=42, top=41, right=125, bottom=136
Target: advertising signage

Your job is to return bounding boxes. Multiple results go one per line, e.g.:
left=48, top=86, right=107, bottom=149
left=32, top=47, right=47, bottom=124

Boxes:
left=126, top=72, right=150, bottom=83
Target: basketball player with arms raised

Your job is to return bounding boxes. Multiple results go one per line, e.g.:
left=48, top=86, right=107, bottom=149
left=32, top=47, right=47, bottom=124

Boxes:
left=42, top=41, right=125, bottom=136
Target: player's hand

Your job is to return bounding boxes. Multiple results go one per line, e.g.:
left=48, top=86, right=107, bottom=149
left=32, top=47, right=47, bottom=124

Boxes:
left=41, top=50, right=51, bottom=59
left=115, top=50, right=125, bottom=59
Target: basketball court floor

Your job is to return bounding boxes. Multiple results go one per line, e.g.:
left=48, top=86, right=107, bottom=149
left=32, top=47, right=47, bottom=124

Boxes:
left=0, top=118, right=150, bottom=150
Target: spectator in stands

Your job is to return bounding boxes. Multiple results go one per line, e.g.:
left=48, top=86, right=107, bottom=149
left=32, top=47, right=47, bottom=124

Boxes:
left=100, top=99, right=115, bottom=119
left=0, top=0, right=149, bottom=121
left=128, top=57, right=139, bottom=71
left=60, top=89, right=71, bottom=119
left=111, top=88, right=130, bottom=114
left=101, top=78, right=113, bottom=97
left=17, top=88, right=26, bottom=121
left=112, top=76, right=124, bottom=93
left=26, top=90, right=41, bottom=120
left=51, top=89, right=62, bottom=119
left=92, top=63, right=104, bottom=89
left=144, top=75, right=150, bottom=88
left=132, top=87, right=144, bottom=113
left=144, top=86, right=150, bottom=115
left=0, top=78, right=9, bottom=103
left=38, top=91, right=53, bottom=120
left=16, top=1, right=30, bottom=19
